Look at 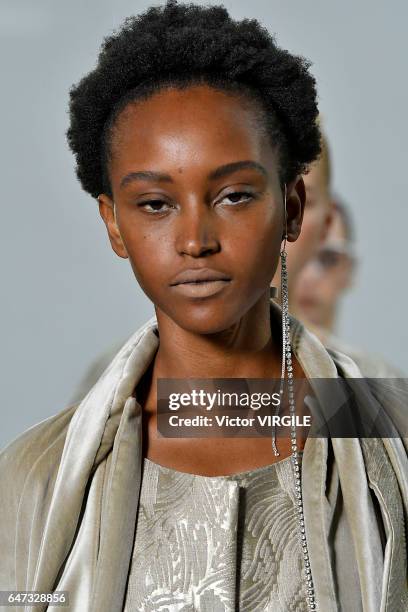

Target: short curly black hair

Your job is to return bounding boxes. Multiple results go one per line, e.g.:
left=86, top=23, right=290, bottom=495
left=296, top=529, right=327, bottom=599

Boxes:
left=67, top=0, right=321, bottom=200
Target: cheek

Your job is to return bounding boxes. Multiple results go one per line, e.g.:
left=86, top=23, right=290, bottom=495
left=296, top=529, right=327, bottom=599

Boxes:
left=123, top=228, right=172, bottom=295
left=337, top=267, right=352, bottom=288
left=224, top=213, right=282, bottom=283
left=296, top=270, right=317, bottom=293
left=320, top=277, right=339, bottom=300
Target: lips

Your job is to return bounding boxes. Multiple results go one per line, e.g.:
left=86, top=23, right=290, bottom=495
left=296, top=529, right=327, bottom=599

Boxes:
left=169, top=267, right=231, bottom=286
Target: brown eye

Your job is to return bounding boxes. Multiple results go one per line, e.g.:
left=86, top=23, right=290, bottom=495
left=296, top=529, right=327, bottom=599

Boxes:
left=138, top=200, right=172, bottom=213
left=317, top=249, right=343, bottom=269
left=219, top=191, right=254, bottom=206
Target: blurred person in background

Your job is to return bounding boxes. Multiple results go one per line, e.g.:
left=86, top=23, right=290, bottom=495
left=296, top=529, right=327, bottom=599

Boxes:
left=271, top=124, right=404, bottom=377
left=271, top=123, right=333, bottom=297
left=294, top=197, right=405, bottom=376
left=293, top=196, right=355, bottom=340
left=70, top=336, right=126, bottom=402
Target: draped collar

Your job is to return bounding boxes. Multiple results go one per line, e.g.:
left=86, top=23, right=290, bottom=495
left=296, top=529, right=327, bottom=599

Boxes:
left=17, top=300, right=407, bottom=612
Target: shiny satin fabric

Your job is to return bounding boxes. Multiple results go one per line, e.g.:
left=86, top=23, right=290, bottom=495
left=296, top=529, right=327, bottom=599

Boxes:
left=0, top=301, right=407, bottom=612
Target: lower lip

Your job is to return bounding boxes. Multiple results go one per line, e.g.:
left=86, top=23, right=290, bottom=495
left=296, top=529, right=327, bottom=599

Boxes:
left=171, top=280, right=231, bottom=298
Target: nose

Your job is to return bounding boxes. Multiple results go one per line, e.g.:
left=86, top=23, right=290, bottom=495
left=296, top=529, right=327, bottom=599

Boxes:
left=175, top=203, right=221, bottom=258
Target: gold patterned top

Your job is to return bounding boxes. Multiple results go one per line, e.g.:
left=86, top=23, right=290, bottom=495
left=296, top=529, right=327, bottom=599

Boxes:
left=124, top=452, right=309, bottom=611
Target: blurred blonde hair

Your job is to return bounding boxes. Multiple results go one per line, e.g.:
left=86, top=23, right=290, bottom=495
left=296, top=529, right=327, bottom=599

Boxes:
left=317, top=114, right=331, bottom=189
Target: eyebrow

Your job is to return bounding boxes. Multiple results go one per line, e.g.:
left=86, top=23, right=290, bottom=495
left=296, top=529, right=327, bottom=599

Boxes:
left=119, top=160, right=268, bottom=189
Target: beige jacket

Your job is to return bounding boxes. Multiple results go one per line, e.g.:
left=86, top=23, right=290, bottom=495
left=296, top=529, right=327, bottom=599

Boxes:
left=0, top=301, right=407, bottom=611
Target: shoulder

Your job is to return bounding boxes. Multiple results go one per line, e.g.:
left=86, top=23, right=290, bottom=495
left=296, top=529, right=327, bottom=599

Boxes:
left=325, top=333, right=404, bottom=378
left=291, top=317, right=364, bottom=378
left=0, top=403, right=79, bottom=587
left=0, top=403, right=79, bottom=506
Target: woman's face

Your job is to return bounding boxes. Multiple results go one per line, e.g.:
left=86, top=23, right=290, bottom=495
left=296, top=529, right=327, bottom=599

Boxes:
left=98, top=84, right=304, bottom=334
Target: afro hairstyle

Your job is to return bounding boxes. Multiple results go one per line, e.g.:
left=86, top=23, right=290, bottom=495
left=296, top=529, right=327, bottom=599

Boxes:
left=66, top=0, right=322, bottom=200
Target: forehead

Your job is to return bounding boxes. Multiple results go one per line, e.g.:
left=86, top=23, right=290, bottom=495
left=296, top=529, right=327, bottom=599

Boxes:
left=303, top=160, right=326, bottom=191
left=109, top=85, right=276, bottom=172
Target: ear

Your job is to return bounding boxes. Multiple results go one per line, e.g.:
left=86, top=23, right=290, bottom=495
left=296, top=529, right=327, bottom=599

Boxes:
left=97, top=194, right=129, bottom=259
left=284, top=176, right=305, bottom=242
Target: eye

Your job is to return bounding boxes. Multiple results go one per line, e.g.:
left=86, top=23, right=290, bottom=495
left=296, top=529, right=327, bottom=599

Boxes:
left=218, top=191, right=255, bottom=206
left=317, top=249, right=343, bottom=269
left=138, top=199, right=173, bottom=214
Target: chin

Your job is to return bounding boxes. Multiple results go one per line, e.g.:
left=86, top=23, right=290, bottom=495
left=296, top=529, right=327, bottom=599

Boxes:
left=162, top=301, right=244, bottom=336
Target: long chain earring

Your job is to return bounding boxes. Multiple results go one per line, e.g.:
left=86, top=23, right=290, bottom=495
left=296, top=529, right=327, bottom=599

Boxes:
left=272, top=184, right=317, bottom=610
left=271, top=184, right=290, bottom=456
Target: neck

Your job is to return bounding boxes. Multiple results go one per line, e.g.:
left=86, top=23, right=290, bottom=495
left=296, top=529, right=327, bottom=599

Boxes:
left=153, top=292, right=282, bottom=379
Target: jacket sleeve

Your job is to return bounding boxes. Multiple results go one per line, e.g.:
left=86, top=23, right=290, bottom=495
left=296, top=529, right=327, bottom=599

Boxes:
left=0, top=404, right=78, bottom=592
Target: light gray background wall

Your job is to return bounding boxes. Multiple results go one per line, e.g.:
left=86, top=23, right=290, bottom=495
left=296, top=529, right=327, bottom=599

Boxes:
left=1, top=0, right=406, bottom=449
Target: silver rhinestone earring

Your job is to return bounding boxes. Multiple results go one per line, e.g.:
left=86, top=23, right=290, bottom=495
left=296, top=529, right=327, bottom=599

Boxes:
left=271, top=184, right=290, bottom=457
left=272, top=184, right=317, bottom=610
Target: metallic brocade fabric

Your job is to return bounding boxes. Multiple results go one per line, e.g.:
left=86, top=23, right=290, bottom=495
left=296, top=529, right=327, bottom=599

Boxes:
left=124, top=453, right=307, bottom=612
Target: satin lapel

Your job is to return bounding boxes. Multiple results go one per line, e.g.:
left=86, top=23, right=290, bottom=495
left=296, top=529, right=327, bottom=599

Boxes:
left=25, top=317, right=159, bottom=611
left=360, top=438, right=408, bottom=611
left=301, top=436, right=338, bottom=610
left=288, top=314, right=339, bottom=611
left=330, top=438, right=384, bottom=611
left=329, top=347, right=408, bottom=608
left=90, top=396, right=143, bottom=612
left=50, top=461, right=107, bottom=611
left=289, top=308, right=402, bottom=612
